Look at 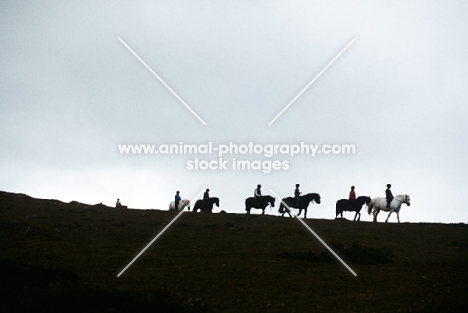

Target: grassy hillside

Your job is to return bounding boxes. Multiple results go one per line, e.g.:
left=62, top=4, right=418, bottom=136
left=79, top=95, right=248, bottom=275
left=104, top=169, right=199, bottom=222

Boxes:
left=1, top=190, right=467, bottom=312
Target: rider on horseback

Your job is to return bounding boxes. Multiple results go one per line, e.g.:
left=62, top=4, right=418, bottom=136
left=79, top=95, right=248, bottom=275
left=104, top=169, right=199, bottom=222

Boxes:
left=254, top=184, right=262, bottom=206
left=175, top=191, right=181, bottom=210
left=349, top=186, right=356, bottom=200
left=202, top=188, right=210, bottom=211
left=348, top=185, right=356, bottom=209
left=385, top=184, right=394, bottom=208
left=294, top=184, right=301, bottom=206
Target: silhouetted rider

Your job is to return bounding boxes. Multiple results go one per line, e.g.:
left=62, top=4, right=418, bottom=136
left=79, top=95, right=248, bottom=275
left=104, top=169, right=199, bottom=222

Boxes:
left=175, top=191, right=181, bottom=210
left=349, top=186, right=356, bottom=200
left=385, top=184, right=393, bottom=208
left=254, top=184, right=262, bottom=206
left=294, top=184, right=301, bottom=206
left=203, top=188, right=210, bottom=211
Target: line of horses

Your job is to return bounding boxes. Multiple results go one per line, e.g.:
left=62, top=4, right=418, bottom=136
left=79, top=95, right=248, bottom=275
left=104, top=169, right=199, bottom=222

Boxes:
left=168, top=193, right=411, bottom=223
left=335, top=194, right=411, bottom=223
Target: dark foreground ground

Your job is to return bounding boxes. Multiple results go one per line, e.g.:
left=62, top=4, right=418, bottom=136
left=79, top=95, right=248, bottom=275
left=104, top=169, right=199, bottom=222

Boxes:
left=1, top=190, right=468, bottom=312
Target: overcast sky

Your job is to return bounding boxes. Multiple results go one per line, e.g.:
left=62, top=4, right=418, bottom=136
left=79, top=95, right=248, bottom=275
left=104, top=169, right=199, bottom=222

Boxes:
left=1, top=1, right=468, bottom=223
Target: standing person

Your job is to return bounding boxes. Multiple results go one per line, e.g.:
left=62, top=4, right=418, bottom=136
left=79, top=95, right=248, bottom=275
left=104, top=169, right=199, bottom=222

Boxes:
left=385, top=184, right=393, bottom=208
left=349, top=186, right=356, bottom=200
left=294, top=184, right=301, bottom=206
left=116, top=198, right=122, bottom=208
left=175, top=191, right=181, bottom=211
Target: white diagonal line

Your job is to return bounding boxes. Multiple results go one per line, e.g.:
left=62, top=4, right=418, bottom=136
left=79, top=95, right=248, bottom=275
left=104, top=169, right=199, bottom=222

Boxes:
left=268, top=38, right=356, bottom=126
left=118, top=37, right=207, bottom=126
left=269, top=189, right=357, bottom=277
left=117, top=189, right=205, bottom=277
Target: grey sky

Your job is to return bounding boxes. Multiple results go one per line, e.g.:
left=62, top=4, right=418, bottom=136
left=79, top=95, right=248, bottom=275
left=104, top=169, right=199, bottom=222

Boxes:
left=1, top=1, right=468, bottom=223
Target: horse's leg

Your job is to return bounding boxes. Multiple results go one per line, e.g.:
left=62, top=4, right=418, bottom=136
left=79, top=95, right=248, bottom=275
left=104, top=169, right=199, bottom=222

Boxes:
left=376, top=208, right=380, bottom=221
left=397, top=211, right=400, bottom=223
left=262, top=207, right=265, bottom=215
left=385, top=211, right=392, bottom=223
left=298, top=207, right=306, bottom=218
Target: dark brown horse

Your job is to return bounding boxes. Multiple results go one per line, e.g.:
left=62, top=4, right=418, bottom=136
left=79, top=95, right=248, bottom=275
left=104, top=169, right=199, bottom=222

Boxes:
left=279, top=193, right=321, bottom=218
left=245, top=195, right=275, bottom=214
left=192, top=197, right=219, bottom=213
left=335, top=196, right=371, bottom=221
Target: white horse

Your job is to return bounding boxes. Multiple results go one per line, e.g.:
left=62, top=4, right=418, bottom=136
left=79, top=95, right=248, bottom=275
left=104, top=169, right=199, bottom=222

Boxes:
left=168, top=199, right=190, bottom=211
left=367, top=194, right=411, bottom=223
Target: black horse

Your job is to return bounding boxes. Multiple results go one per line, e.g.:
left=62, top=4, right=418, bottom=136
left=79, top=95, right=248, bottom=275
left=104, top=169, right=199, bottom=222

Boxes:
left=335, top=196, right=371, bottom=221
left=279, top=193, right=321, bottom=218
left=192, top=197, right=219, bottom=213
left=245, top=195, right=275, bottom=215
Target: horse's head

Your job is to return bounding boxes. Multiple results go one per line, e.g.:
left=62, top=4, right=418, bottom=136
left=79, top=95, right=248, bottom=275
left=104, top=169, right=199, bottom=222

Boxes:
left=365, top=196, right=371, bottom=205
left=214, top=197, right=220, bottom=207
left=314, top=193, right=321, bottom=204
left=182, top=199, right=190, bottom=210
left=359, top=196, right=372, bottom=205
left=404, top=194, right=411, bottom=206
left=263, top=195, right=275, bottom=207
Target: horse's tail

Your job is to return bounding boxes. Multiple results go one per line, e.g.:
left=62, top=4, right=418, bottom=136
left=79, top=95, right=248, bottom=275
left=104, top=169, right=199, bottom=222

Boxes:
left=193, top=200, right=202, bottom=212
left=335, top=201, right=341, bottom=217
left=278, top=202, right=284, bottom=213
left=245, top=198, right=251, bottom=212
left=367, top=200, right=374, bottom=215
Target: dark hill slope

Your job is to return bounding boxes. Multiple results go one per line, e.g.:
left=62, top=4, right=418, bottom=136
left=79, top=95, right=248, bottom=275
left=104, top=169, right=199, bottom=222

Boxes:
left=1, top=191, right=467, bottom=312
